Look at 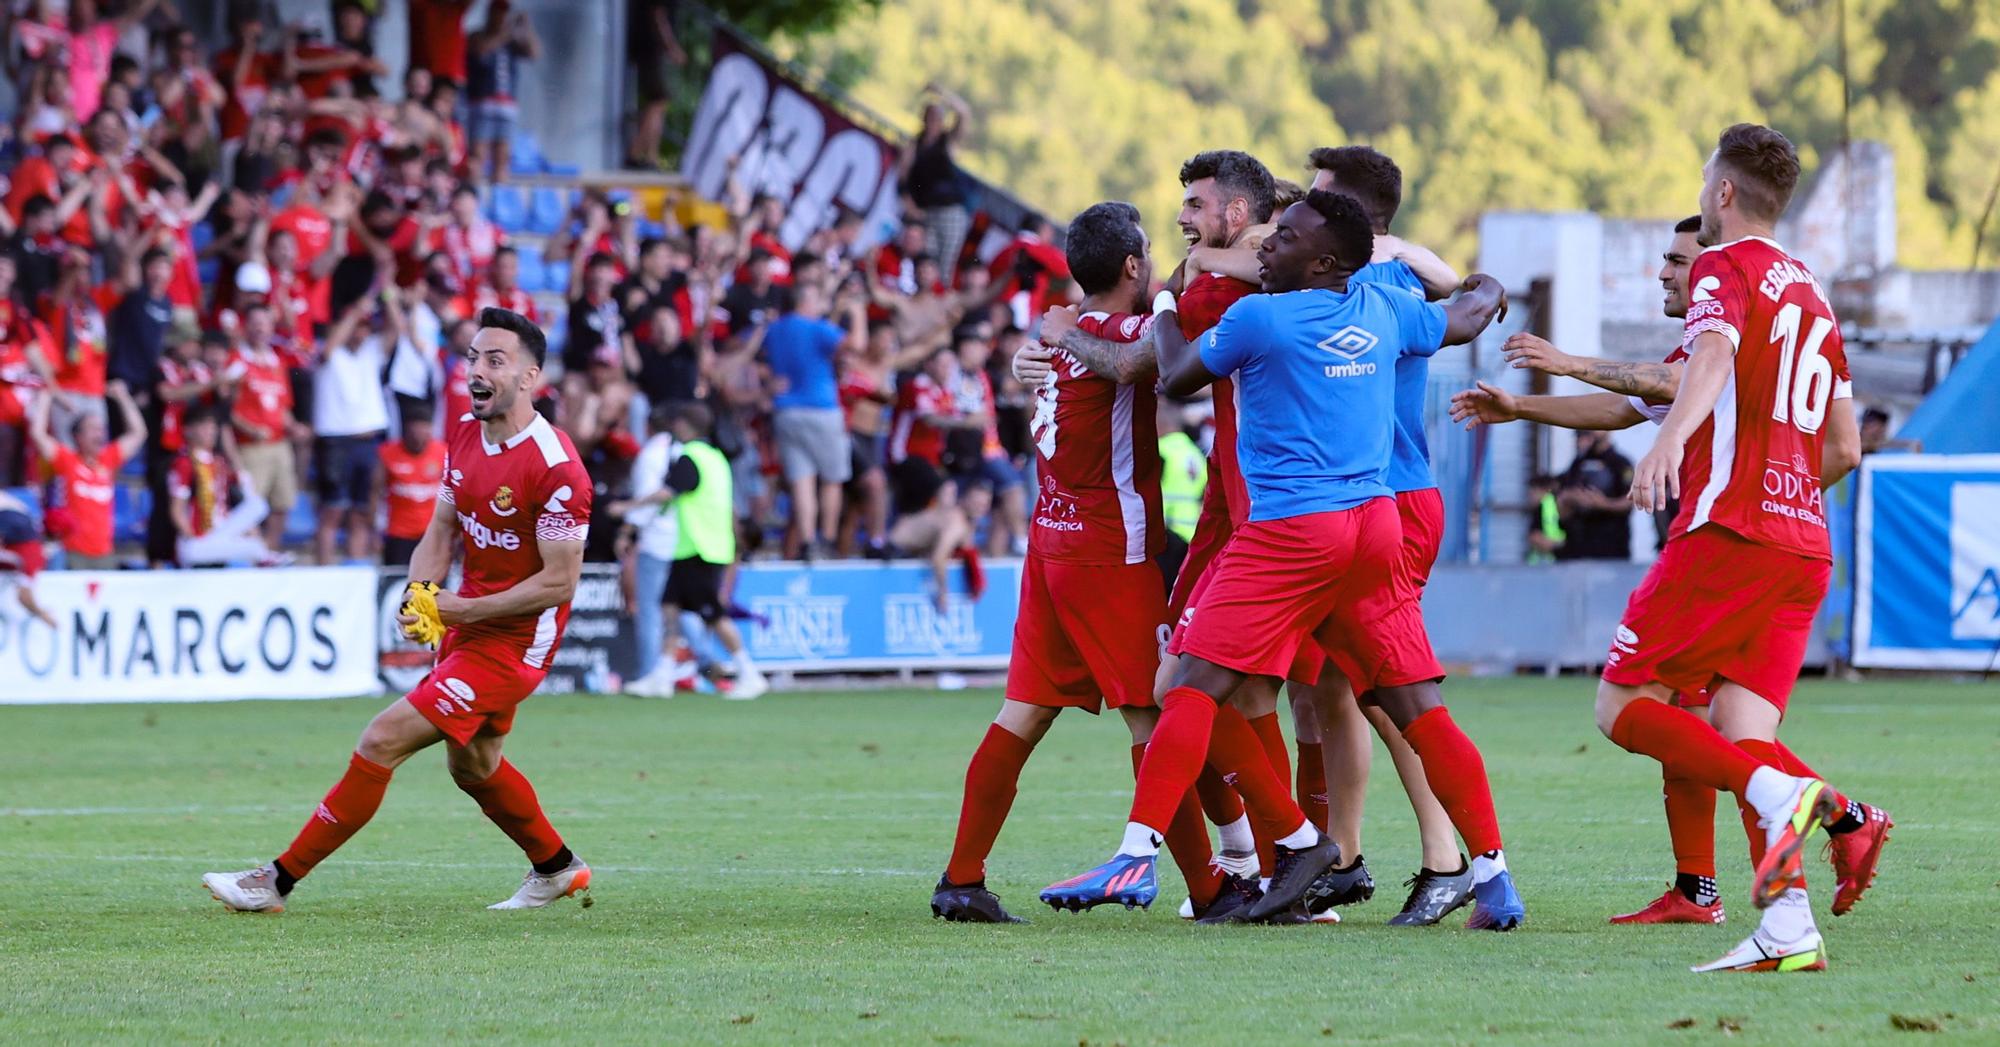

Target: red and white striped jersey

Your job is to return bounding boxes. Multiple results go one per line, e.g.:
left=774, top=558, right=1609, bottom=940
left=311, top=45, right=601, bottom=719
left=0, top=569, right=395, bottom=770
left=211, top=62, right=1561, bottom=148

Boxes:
left=1674, top=236, right=1852, bottom=561
left=439, top=412, right=594, bottom=667
left=1027, top=310, right=1163, bottom=565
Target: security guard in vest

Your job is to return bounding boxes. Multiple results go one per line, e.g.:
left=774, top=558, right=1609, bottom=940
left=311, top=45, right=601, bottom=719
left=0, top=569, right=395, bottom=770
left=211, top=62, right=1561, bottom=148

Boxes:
left=1156, top=406, right=1207, bottom=592
left=657, top=401, right=770, bottom=699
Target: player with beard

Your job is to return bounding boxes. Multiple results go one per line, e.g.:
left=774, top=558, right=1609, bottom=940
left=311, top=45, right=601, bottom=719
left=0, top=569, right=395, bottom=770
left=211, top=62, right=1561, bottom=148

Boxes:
left=202, top=308, right=596, bottom=914
left=1453, top=214, right=1891, bottom=930
left=1592, top=123, right=1883, bottom=972
left=932, top=202, right=1238, bottom=923
left=1019, top=152, right=1314, bottom=916
left=1042, top=191, right=1518, bottom=926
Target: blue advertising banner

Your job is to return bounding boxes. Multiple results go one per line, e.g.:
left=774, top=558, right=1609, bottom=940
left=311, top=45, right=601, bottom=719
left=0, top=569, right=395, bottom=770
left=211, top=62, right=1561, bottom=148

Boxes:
left=1854, top=454, right=2000, bottom=670
left=734, top=559, right=1023, bottom=672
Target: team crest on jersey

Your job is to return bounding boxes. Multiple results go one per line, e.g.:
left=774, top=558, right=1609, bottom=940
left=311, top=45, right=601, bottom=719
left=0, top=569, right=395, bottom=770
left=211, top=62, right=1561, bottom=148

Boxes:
left=490, top=485, right=517, bottom=516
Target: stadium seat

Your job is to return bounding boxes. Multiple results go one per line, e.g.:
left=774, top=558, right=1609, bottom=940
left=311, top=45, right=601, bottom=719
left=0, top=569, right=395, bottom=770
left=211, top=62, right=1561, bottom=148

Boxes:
left=544, top=163, right=581, bottom=177
left=510, top=129, right=545, bottom=172
left=515, top=256, right=546, bottom=294
left=112, top=484, right=149, bottom=542
left=190, top=222, right=214, bottom=254
left=527, top=187, right=566, bottom=236
left=281, top=498, right=317, bottom=547
left=2, top=486, right=39, bottom=520
left=545, top=257, right=572, bottom=295
left=544, top=308, right=567, bottom=361
left=638, top=219, right=667, bottom=240
left=489, top=185, right=529, bottom=233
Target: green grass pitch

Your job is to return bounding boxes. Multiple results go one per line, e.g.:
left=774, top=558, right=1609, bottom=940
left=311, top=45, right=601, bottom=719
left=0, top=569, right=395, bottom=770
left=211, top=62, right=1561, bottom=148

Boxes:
left=3, top=678, right=1996, bottom=1043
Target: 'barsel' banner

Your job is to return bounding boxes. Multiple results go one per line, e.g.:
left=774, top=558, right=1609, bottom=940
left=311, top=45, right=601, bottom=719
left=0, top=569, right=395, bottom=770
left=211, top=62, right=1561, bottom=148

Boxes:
left=0, top=566, right=378, bottom=703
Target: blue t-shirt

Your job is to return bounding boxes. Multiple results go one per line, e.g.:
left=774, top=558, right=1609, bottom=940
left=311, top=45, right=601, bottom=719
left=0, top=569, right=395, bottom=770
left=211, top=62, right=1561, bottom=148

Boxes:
left=764, top=313, right=845, bottom=410
left=1352, top=259, right=1438, bottom=492
left=1198, top=284, right=1448, bottom=521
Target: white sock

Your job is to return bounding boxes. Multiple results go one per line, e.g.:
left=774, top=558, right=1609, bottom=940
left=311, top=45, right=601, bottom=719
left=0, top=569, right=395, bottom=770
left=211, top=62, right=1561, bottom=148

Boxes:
left=734, top=648, right=760, bottom=677
left=1118, top=821, right=1163, bottom=857
left=1217, top=815, right=1254, bottom=854
left=1258, top=876, right=1272, bottom=893
left=1471, top=850, right=1507, bottom=885
left=1275, top=820, right=1319, bottom=850
left=1756, top=887, right=1816, bottom=943
left=1743, top=766, right=1799, bottom=822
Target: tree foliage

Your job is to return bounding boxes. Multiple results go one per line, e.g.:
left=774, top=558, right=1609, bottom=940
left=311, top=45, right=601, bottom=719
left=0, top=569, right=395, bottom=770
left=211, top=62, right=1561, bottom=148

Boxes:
left=781, top=0, right=2000, bottom=270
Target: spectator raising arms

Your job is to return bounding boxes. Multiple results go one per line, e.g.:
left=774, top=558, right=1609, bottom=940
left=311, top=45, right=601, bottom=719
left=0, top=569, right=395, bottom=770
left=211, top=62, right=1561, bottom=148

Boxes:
left=27, top=380, right=144, bottom=568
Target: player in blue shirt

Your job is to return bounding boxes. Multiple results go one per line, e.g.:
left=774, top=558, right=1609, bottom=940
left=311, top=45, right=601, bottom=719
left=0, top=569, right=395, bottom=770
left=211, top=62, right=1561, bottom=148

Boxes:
left=1042, top=190, right=1522, bottom=927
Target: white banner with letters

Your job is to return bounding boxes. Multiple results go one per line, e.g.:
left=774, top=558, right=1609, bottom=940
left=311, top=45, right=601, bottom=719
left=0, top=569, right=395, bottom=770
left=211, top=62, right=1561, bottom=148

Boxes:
left=0, top=567, right=379, bottom=703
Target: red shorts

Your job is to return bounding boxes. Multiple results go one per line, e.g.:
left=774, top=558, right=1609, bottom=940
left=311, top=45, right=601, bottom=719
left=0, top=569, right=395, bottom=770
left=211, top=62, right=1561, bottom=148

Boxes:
left=1173, top=499, right=1440, bottom=690
left=1007, top=557, right=1168, bottom=712
left=1396, top=487, right=1444, bottom=587
left=1601, top=525, right=1829, bottom=713
left=1166, top=478, right=1232, bottom=624
left=406, top=632, right=546, bottom=745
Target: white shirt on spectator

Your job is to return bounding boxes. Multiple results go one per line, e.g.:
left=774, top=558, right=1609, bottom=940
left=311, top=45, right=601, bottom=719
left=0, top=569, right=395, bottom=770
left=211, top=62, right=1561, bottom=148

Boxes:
left=314, top=336, right=392, bottom=437
left=626, top=432, right=684, bottom=560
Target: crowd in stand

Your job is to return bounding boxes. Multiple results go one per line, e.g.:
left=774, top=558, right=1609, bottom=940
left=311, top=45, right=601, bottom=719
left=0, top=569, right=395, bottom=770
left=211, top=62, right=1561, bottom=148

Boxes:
left=0, top=2, right=1151, bottom=628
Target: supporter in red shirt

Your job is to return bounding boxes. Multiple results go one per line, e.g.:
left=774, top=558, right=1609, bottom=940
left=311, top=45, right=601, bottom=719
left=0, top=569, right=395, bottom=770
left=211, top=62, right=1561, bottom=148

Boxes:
left=26, top=380, right=145, bottom=567
left=735, top=193, right=794, bottom=286
left=223, top=302, right=300, bottom=547
left=374, top=404, right=445, bottom=566
left=408, top=0, right=474, bottom=83
left=151, top=325, right=216, bottom=458
left=986, top=216, right=1072, bottom=330
left=214, top=12, right=278, bottom=144
left=452, top=244, right=538, bottom=322
left=0, top=255, right=57, bottom=446
left=354, top=190, right=429, bottom=288
left=434, top=184, right=500, bottom=290
left=40, top=248, right=109, bottom=407
left=889, top=348, right=959, bottom=468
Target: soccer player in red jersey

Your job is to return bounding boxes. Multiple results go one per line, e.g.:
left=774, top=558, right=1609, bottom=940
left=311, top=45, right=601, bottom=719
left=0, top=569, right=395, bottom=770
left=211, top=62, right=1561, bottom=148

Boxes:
left=202, top=308, right=596, bottom=914
left=1596, top=125, right=1884, bottom=972
left=1043, top=192, right=1513, bottom=924
left=933, top=202, right=1230, bottom=923
left=1455, top=214, right=1892, bottom=930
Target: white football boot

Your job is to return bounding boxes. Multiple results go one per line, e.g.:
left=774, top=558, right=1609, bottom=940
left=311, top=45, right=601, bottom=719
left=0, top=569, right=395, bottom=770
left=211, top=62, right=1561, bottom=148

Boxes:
left=488, top=856, right=593, bottom=910
left=202, top=864, right=286, bottom=913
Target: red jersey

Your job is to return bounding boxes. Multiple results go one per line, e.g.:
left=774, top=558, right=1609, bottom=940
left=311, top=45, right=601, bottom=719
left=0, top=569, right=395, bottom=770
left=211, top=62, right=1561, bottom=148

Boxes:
left=454, top=282, right=539, bottom=324
left=380, top=438, right=446, bottom=539
left=438, top=412, right=593, bottom=667
left=226, top=344, right=292, bottom=443
left=156, top=356, right=214, bottom=453
left=1028, top=310, right=1163, bottom=565
left=434, top=217, right=501, bottom=289
left=409, top=0, right=475, bottom=82
left=168, top=449, right=226, bottom=537
left=889, top=372, right=952, bottom=465
left=1178, top=272, right=1256, bottom=526
left=51, top=443, right=122, bottom=557
left=214, top=47, right=277, bottom=142
left=1676, top=236, right=1851, bottom=561
left=41, top=296, right=107, bottom=396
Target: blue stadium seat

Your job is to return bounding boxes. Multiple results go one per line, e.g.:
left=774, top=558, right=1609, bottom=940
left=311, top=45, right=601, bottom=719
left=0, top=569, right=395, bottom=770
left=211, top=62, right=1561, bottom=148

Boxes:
left=544, top=162, right=580, bottom=177
left=544, top=257, right=572, bottom=295
left=112, top=484, right=149, bottom=542
left=2, top=486, right=39, bottom=520
left=190, top=222, right=214, bottom=254
left=489, top=185, right=529, bottom=232
left=281, top=498, right=317, bottom=546
left=515, top=256, right=546, bottom=294
left=637, top=219, right=667, bottom=240
left=509, top=130, right=545, bottom=174
left=198, top=257, right=220, bottom=289
left=543, top=308, right=567, bottom=361
left=527, top=187, right=566, bottom=236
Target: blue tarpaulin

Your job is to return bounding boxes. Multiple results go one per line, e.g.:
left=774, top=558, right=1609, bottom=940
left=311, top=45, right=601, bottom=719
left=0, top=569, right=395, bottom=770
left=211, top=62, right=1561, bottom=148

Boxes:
left=1900, top=317, right=2000, bottom=454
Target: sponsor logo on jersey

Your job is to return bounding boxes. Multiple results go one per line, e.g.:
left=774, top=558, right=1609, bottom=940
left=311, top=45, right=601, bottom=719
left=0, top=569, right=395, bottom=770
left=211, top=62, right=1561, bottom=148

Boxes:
left=490, top=485, right=517, bottom=516
left=1611, top=624, right=1640, bottom=657
left=458, top=510, right=523, bottom=550
left=1318, top=325, right=1380, bottom=378
left=1686, top=298, right=1727, bottom=324
left=437, top=676, right=477, bottom=713
left=1690, top=275, right=1721, bottom=302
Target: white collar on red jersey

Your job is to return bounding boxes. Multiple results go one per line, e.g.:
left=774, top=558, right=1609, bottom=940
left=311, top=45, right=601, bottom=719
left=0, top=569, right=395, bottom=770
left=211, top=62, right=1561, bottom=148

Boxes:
left=476, top=410, right=564, bottom=462
left=1699, top=234, right=1786, bottom=256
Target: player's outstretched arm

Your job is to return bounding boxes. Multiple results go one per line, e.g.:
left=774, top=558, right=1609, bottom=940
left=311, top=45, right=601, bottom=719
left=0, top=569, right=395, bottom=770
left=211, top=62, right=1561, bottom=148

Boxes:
left=1039, top=304, right=1156, bottom=385
left=1442, top=274, right=1507, bottom=346
left=1502, top=333, right=1683, bottom=402
left=1152, top=295, right=1221, bottom=397
left=1631, top=332, right=1732, bottom=512
left=1449, top=382, right=1645, bottom=431
left=441, top=538, right=586, bottom=626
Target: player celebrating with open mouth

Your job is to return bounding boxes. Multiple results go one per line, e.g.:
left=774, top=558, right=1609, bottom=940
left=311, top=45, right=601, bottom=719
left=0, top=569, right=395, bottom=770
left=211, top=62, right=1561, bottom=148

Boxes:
left=203, top=308, right=596, bottom=914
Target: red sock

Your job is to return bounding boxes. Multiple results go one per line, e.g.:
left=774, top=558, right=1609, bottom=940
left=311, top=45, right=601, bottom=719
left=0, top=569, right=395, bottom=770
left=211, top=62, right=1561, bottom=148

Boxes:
left=277, top=752, right=394, bottom=880
left=1734, top=738, right=1803, bottom=889
left=1295, top=741, right=1327, bottom=832
left=1663, top=769, right=1716, bottom=877
left=1134, top=744, right=1222, bottom=907
left=1194, top=765, right=1245, bottom=826
left=1772, top=739, right=1848, bottom=811
left=1130, top=687, right=1220, bottom=832
left=1246, top=712, right=1291, bottom=801
left=1209, top=705, right=1308, bottom=849
left=458, top=759, right=566, bottom=865
left=1607, top=698, right=1764, bottom=797
left=944, top=723, right=1035, bottom=884
left=1400, top=707, right=1503, bottom=856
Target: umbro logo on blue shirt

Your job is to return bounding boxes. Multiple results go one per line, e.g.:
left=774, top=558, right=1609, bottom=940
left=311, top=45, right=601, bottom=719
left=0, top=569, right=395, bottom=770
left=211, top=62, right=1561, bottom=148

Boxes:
left=1318, top=325, right=1380, bottom=361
